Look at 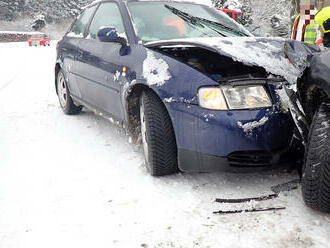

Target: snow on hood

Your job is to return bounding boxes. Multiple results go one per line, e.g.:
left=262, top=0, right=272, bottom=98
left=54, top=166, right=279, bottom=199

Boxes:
left=145, top=37, right=304, bottom=84
left=143, top=50, right=171, bottom=86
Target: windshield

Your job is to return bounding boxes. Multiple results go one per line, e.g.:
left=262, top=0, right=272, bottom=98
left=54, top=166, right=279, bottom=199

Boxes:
left=127, top=2, right=251, bottom=42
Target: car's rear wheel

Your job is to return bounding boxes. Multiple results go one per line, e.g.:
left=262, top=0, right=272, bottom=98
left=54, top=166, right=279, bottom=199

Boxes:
left=57, top=69, right=82, bottom=115
left=302, top=102, right=330, bottom=213
left=140, top=90, right=178, bottom=176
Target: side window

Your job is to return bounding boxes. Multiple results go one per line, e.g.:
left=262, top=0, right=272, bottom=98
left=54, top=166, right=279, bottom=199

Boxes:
left=87, top=2, right=126, bottom=40
left=67, top=5, right=97, bottom=38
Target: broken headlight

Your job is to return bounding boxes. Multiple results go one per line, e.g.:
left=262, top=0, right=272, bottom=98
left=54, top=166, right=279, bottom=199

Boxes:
left=198, top=85, right=272, bottom=110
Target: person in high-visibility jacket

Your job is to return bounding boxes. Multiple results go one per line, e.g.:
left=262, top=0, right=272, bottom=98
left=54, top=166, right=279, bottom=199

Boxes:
left=315, top=6, right=330, bottom=47
left=304, top=22, right=324, bottom=45
left=291, top=0, right=323, bottom=46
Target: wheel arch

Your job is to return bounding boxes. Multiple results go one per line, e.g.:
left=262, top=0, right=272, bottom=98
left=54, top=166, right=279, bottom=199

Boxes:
left=55, top=63, right=61, bottom=95
left=124, top=83, right=175, bottom=143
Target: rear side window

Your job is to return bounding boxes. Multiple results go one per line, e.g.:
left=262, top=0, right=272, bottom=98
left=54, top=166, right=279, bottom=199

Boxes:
left=87, top=2, right=126, bottom=40
left=67, top=5, right=97, bottom=38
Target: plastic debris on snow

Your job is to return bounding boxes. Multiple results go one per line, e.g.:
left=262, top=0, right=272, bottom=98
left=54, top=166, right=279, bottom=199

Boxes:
left=237, top=116, right=269, bottom=134
left=143, top=51, right=171, bottom=86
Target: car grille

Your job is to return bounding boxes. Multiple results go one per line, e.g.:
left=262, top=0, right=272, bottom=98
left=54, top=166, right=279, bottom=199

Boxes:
left=227, top=151, right=275, bottom=168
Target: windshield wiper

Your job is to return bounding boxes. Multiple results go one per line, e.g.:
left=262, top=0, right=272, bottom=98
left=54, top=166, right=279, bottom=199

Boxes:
left=165, top=4, right=201, bottom=26
left=165, top=4, right=247, bottom=37
left=164, top=4, right=227, bottom=37
left=196, top=17, right=248, bottom=37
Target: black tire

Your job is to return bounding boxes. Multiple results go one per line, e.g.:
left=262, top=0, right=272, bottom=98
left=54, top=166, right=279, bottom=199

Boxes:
left=140, top=90, right=178, bottom=176
left=56, top=69, right=82, bottom=115
left=302, top=102, right=330, bottom=213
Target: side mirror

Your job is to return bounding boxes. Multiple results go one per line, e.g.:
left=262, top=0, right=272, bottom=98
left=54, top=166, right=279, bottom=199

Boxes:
left=97, top=27, right=127, bottom=45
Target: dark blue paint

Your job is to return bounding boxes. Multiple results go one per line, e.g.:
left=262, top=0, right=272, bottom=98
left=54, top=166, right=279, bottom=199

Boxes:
left=56, top=0, right=295, bottom=170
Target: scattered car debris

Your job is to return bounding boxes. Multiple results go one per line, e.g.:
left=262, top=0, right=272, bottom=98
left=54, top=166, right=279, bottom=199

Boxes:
left=215, top=193, right=279, bottom=204
left=214, top=179, right=300, bottom=215
left=213, top=207, right=286, bottom=215
left=271, top=179, right=300, bottom=194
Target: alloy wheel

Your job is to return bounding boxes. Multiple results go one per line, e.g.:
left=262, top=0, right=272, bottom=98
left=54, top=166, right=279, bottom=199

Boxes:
left=57, top=72, right=67, bottom=108
left=140, top=102, right=150, bottom=167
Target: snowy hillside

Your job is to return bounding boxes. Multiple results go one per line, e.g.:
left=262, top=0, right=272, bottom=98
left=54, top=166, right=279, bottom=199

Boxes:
left=0, top=0, right=91, bottom=21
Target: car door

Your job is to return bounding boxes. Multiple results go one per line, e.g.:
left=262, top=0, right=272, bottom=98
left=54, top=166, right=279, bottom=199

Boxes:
left=75, top=2, right=127, bottom=119
left=60, top=5, right=98, bottom=99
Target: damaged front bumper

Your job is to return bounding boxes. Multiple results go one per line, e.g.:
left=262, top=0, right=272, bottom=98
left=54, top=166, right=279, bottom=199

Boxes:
left=165, top=81, right=295, bottom=172
left=284, top=86, right=309, bottom=145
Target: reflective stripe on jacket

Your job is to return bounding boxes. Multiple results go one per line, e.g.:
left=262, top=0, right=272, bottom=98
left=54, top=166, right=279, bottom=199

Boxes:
left=304, top=23, right=319, bottom=44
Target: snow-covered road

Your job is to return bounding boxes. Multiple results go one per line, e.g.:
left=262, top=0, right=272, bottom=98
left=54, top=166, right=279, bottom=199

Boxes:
left=0, top=42, right=329, bottom=248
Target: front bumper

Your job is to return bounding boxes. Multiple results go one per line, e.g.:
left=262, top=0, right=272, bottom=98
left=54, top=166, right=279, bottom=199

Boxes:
left=166, top=101, right=294, bottom=172
left=178, top=147, right=292, bottom=172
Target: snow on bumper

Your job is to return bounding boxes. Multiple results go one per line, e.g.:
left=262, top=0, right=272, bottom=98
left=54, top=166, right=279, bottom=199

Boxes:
left=166, top=102, right=294, bottom=172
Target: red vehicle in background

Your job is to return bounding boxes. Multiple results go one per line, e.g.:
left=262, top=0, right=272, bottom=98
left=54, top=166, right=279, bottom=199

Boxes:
left=219, top=8, right=244, bottom=24
left=28, top=33, right=50, bottom=46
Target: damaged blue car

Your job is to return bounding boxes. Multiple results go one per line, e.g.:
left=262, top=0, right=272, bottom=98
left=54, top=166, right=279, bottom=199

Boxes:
left=55, top=0, right=300, bottom=176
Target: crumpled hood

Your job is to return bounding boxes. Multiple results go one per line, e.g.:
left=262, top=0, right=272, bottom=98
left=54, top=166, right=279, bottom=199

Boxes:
left=145, top=37, right=319, bottom=84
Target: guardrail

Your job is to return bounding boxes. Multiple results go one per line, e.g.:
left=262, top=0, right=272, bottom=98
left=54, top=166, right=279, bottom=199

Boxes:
left=0, top=31, right=43, bottom=42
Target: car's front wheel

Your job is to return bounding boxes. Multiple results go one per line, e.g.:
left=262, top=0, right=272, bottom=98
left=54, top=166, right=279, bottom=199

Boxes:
left=57, top=69, right=82, bottom=115
left=140, top=90, right=178, bottom=176
left=302, top=102, right=330, bottom=213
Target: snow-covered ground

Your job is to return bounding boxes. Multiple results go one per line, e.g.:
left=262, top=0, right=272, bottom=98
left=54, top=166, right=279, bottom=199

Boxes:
left=0, top=42, right=329, bottom=248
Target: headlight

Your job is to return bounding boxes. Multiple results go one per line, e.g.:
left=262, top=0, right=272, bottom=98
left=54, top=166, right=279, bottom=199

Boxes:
left=198, top=85, right=272, bottom=110
left=198, top=87, right=228, bottom=110
left=222, top=85, right=272, bottom=110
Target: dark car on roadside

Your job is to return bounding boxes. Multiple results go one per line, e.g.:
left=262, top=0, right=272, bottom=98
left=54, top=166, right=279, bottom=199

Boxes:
left=55, top=0, right=300, bottom=176
left=285, top=45, right=330, bottom=213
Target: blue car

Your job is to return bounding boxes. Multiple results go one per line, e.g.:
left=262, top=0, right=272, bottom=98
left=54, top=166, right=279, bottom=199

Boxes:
left=55, top=0, right=298, bottom=176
